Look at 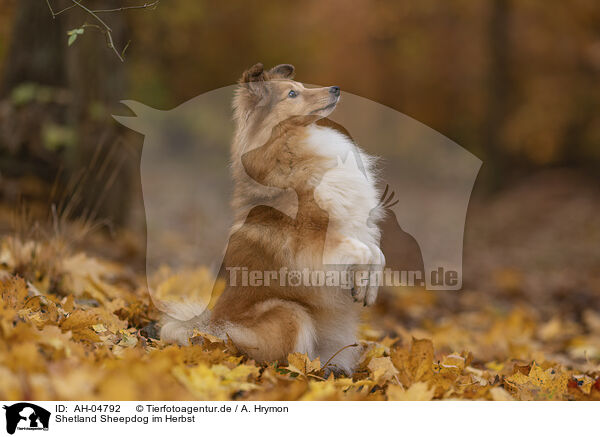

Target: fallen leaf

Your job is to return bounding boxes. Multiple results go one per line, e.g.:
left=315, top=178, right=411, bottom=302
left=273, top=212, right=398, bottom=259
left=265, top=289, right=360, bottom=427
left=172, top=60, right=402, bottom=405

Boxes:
left=388, top=382, right=434, bottom=401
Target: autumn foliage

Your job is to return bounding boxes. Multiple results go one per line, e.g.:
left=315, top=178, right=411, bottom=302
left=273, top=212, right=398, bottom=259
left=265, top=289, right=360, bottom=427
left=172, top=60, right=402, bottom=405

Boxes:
left=1, top=231, right=599, bottom=401
left=1, top=0, right=600, bottom=402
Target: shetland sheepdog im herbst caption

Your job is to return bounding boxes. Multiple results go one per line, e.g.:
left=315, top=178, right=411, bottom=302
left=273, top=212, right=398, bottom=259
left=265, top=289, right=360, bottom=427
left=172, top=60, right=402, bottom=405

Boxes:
left=161, top=63, right=386, bottom=375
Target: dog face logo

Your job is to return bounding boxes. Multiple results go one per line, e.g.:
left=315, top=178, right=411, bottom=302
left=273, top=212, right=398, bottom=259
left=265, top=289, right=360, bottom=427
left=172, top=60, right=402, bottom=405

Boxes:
left=113, top=64, right=481, bottom=320
left=3, top=403, right=50, bottom=434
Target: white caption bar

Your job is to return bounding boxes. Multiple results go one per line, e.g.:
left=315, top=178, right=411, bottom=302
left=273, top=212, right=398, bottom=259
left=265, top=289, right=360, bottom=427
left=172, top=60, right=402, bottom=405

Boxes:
left=0, top=401, right=590, bottom=436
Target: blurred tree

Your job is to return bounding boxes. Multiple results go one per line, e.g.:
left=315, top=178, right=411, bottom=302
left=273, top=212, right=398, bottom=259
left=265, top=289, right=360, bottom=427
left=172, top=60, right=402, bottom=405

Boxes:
left=482, top=0, right=512, bottom=190
left=1, top=0, right=599, bottom=216
left=1, top=0, right=65, bottom=93
left=0, top=0, right=133, bottom=226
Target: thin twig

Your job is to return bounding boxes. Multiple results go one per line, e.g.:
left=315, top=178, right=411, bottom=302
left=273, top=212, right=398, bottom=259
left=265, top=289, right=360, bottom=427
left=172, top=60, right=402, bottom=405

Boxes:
left=70, top=0, right=123, bottom=60
left=81, top=23, right=102, bottom=31
left=321, top=343, right=359, bottom=370
left=44, top=0, right=57, bottom=17
left=71, top=0, right=113, bottom=32
left=45, top=0, right=159, bottom=61
left=92, top=1, right=159, bottom=13
left=120, top=40, right=131, bottom=58
left=52, top=4, right=78, bottom=17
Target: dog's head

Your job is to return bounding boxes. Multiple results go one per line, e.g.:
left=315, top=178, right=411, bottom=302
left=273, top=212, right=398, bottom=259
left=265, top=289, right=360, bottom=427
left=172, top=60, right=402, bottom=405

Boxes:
left=233, top=63, right=340, bottom=133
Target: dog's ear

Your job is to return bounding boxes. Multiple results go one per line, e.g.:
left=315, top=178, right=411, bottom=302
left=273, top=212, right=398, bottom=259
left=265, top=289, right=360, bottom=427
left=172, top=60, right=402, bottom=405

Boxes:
left=269, top=64, right=295, bottom=79
left=240, top=63, right=270, bottom=97
left=241, top=63, right=267, bottom=83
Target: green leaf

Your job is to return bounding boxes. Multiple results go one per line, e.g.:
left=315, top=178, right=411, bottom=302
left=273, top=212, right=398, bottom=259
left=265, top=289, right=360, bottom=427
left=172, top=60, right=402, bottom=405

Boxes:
left=67, top=27, right=85, bottom=35
left=42, top=123, right=77, bottom=151
left=10, top=83, right=38, bottom=106
left=67, top=28, right=85, bottom=46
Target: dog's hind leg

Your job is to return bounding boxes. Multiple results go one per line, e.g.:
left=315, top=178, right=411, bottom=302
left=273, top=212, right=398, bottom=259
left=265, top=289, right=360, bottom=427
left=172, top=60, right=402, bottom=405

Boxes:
left=312, top=307, right=362, bottom=376
left=222, top=299, right=317, bottom=363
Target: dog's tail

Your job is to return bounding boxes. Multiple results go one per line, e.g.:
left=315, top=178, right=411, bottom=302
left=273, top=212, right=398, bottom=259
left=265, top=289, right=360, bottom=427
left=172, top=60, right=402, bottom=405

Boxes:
left=150, top=291, right=212, bottom=345
left=152, top=273, right=228, bottom=344
left=158, top=300, right=208, bottom=321
left=159, top=307, right=213, bottom=345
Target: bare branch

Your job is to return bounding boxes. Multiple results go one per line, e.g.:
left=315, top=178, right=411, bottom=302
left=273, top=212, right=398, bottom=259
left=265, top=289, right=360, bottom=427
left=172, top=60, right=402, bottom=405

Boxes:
left=55, top=4, right=78, bottom=17
left=92, top=1, right=160, bottom=14
left=120, top=40, right=132, bottom=59
left=45, top=0, right=77, bottom=18
left=71, top=0, right=113, bottom=32
left=44, top=0, right=56, bottom=17
left=45, top=0, right=160, bottom=61
left=67, top=0, right=123, bottom=61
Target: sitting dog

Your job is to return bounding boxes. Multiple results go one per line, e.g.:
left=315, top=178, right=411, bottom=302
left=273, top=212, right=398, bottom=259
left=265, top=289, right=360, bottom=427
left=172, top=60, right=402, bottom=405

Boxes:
left=161, top=63, right=385, bottom=375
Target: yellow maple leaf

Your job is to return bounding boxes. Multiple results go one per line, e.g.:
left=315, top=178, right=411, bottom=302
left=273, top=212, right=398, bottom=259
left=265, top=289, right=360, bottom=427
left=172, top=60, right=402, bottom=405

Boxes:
left=387, top=381, right=434, bottom=401
left=409, top=338, right=434, bottom=382
left=504, top=363, right=569, bottom=400
left=286, top=352, right=321, bottom=376
left=0, top=275, right=28, bottom=310
left=172, top=363, right=259, bottom=400
left=368, top=356, right=399, bottom=386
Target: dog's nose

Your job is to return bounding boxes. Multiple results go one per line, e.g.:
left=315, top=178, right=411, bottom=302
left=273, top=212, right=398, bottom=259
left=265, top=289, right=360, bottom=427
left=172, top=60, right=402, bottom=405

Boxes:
left=329, top=86, right=340, bottom=97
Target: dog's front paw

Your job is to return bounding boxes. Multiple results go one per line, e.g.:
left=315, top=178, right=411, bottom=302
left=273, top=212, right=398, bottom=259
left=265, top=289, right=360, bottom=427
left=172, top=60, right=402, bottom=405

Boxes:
left=324, top=236, right=372, bottom=266
left=324, top=237, right=383, bottom=305
left=347, top=243, right=385, bottom=306
left=345, top=241, right=385, bottom=306
left=363, top=245, right=385, bottom=306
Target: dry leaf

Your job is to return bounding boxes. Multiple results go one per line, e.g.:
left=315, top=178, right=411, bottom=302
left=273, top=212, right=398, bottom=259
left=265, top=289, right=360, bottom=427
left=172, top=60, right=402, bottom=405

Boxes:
left=388, top=382, right=434, bottom=401
left=368, top=356, right=399, bottom=385
left=409, top=338, right=434, bottom=382
left=504, top=364, right=569, bottom=400
left=286, top=352, right=321, bottom=376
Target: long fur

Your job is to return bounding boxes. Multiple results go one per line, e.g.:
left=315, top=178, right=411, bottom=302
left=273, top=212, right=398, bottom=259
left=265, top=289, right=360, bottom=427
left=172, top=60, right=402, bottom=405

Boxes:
left=160, top=63, right=385, bottom=374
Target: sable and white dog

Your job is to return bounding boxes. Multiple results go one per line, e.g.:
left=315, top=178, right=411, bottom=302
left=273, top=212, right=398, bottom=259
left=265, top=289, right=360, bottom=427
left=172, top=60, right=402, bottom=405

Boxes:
left=161, top=63, right=385, bottom=374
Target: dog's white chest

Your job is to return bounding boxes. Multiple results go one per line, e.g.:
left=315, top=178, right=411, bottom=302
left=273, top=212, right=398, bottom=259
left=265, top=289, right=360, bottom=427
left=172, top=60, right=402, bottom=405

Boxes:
left=307, top=126, right=380, bottom=241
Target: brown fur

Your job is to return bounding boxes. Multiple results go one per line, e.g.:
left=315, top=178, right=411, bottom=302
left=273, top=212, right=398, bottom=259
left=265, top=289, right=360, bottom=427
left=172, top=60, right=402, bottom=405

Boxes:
left=204, top=64, right=378, bottom=372
left=211, top=115, right=337, bottom=361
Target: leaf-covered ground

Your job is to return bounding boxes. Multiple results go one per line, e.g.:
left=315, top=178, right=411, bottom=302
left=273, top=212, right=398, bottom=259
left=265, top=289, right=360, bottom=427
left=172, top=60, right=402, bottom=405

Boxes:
left=0, top=238, right=599, bottom=401
left=0, top=170, right=599, bottom=401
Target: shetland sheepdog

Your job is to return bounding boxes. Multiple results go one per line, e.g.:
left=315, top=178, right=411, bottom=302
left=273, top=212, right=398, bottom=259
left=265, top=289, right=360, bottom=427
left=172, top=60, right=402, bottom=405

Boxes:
left=161, top=63, right=385, bottom=375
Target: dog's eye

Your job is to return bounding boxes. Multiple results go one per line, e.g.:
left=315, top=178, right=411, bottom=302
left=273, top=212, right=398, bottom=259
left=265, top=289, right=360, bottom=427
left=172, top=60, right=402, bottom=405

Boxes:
left=288, top=90, right=298, bottom=98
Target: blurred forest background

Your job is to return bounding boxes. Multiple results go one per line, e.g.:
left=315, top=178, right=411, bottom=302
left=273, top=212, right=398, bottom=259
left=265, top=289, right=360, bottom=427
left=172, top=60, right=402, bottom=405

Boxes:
left=2, top=0, right=599, bottom=270
left=0, top=0, right=599, bottom=400
left=1, top=0, right=600, bottom=224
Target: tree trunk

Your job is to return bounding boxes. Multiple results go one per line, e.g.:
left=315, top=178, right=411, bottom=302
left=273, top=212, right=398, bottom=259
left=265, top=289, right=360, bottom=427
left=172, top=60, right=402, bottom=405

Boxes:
left=1, top=0, right=66, bottom=95
left=481, top=0, right=512, bottom=191
left=0, top=0, right=133, bottom=226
